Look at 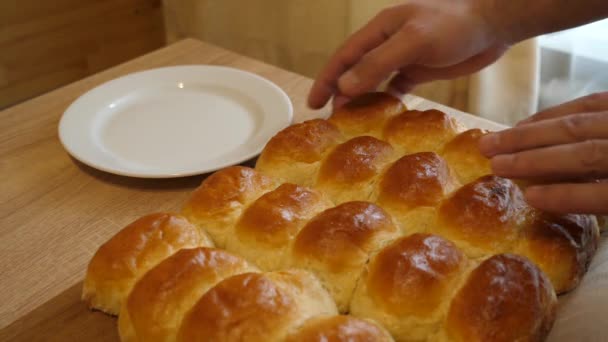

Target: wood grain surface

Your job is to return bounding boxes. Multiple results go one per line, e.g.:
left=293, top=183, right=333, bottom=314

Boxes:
left=0, top=282, right=118, bottom=342
left=0, top=38, right=324, bottom=335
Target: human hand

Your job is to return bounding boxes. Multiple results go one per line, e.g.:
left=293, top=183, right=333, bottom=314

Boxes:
left=308, top=0, right=510, bottom=109
left=479, top=92, right=608, bottom=215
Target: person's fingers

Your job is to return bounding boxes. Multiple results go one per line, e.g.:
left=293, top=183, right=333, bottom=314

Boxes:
left=398, top=45, right=508, bottom=84
left=308, top=8, right=405, bottom=109
left=387, top=45, right=506, bottom=95
left=479, top=111, right=608, bottom=157
left=332, top=94, right=352, bottom=110
left=387, top=72, right=415, bottom=94
left=490, top=139, right=608, bottom=179
left=525, top=182, right=608, bottom=215
left=517, top=92, right=608, bottom=125
left=337, top=26, right=426, bottom=98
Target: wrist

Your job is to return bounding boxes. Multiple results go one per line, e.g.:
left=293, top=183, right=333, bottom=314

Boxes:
left=476, top=0, right=608, bottom=45
left=473, top=0, right=524, bottom=45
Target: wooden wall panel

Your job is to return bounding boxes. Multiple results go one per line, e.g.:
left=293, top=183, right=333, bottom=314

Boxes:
left=0, top=0, right=165, bottom=109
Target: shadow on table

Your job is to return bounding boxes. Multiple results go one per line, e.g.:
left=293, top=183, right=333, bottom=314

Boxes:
left=0, top=281, right=117, bottom=342
left=70, top=156, right=259, bottom=191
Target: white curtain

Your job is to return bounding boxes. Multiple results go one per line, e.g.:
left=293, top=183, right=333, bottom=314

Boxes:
left=538, top=19, right=608, bottom=110
left=163, top=0, right=540, bottom=125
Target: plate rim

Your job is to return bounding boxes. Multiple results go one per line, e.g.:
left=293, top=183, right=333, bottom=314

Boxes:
left=58, top=65, right=294, bottom=178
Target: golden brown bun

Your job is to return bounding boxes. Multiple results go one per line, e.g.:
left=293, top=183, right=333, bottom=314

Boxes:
left=118, top=247, right=258, bottom=342
left=181, top=166, right=277, bottom=247
left=176, top=270, right=338, bottom=342
left=291, top=201, right=400, bottom=312
left=226, top=183, right=333, bottom=270
left=83, top=91, right=596, bottom=342
left=317, top=136, right=395, bottom=204
left=441, top=128, right=492, bottom=184
left=383, top=109, right=459, bottom=154
left=351, top=234, right=467, bottom=341
left=286, top=315, right=394, bottom=342
left=256, top=119, right=344, bottom=186
left=82, top=213, right=212, bottom=315
left=375, top=152, right=459, bottom=234
left=515, top=213, right=600, bottom=294
left=443, top=254, right=557, bottom=342
left=436, top=175, right=530, bottom=257
left=328, top=92, right=405, bottom=139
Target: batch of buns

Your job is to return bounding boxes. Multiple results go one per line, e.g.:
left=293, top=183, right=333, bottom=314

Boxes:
left=83, top=92, right=602, bottom=341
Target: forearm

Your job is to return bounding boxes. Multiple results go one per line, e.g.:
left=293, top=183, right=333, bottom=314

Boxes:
left=479, top=0, right=608, bottom=44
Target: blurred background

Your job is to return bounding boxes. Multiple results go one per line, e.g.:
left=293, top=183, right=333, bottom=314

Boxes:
left=2, top=0, right=607, bottom=125
left=0, top=0, right=164, bottom=109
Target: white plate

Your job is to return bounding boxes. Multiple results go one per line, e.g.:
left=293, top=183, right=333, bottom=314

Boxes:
left=59, top=66, right=293, bottom=178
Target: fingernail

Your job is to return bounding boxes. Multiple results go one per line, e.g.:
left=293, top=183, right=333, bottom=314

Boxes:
left=338, top=71, right=360, bottom=94
left=478, top=133, right=499, bottom=157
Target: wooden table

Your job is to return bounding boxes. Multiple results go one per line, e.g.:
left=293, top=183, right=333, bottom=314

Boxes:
left=2, top=37, right=606, bottom=342
left=0, top=38, right=328, bottom=341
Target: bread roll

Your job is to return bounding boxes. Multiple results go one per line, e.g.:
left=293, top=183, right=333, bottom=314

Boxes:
left=435, top=175, right=530, bottom=257
left=118, top=247, right=258, bottom=342
left=316, top=136, right=395, bottom=204
left=442, top=254, right=557, bottom=342
left=328, top=92, right=405, bottom=139
left=256, top=119, right=344, bottom=186
left=286, top=315, right=394, bottom=342
left=82, top=91, right=598, bottom=342
left=441, top=128, right=492, bottom=184
left=383, top=109, right=460, bottom=154
left=226, top=183, right=333, bottom=270
left=515, top=212, right=600, bottom=293
left=82, top=213, right=212, bottom=315
left=375, top=152, right=459, bottom=234
left=182, top=166, right=277, bottom=247
left=176, top=270, right=338, bottom=342
left=291, top=201, right=400, bottom=312
left=350, top=234, right=468, bottom=341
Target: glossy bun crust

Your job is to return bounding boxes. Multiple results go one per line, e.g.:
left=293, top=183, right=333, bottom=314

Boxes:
left=351, top=234, right=467, bottom=341
left=286, top=315, right=394, bottom=342
left=375, top=152, right=458, bottom=234
left=516, top=213, right=599, bottom=293
left=328, top=92, right=405, bottom=139
left=82, top=213, right=213, bottom=315
left=443, top=254, right=557, bottom=342
left=227, top=183, right=333, bottom=270
left=317, top=136, right=395, bottom=204
left=256, top=119, right=344, bottom=186
left=291, top=201, right=400, bottom=312
left=177, top=270, right=337, bottom=342
left=441, top=128, right=492, bottom=184
left=83, top=92, right=600, bottom=342
left=436, top=175, right=529, bottom=256
left=383, top=109, right=460, bottom=153
left=182, top=166, right=277, bottom=247
left=118, top=247, right=257, bottom=342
